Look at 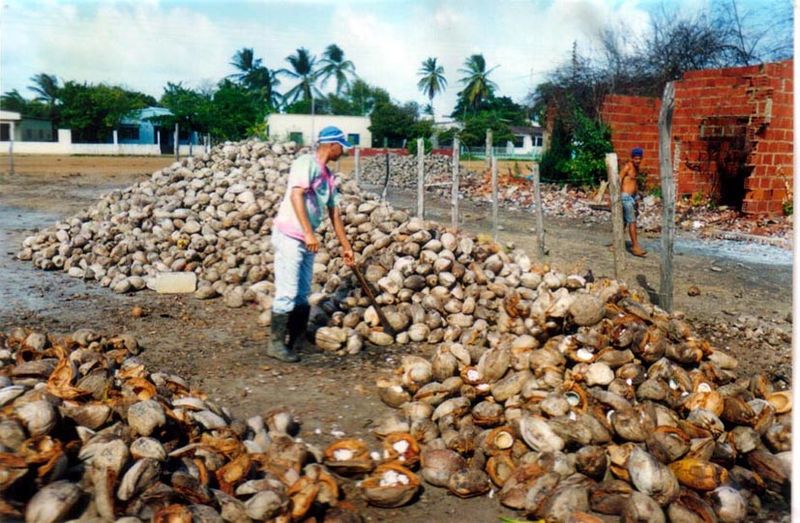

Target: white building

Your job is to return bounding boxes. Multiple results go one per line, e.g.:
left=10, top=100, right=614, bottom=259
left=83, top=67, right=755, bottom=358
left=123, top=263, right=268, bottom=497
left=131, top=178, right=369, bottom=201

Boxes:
left=267, top=114, right=372, bottom=148
left=0, top=110, right=21, bottom=142
left=507, top=125, right=545, bottom=156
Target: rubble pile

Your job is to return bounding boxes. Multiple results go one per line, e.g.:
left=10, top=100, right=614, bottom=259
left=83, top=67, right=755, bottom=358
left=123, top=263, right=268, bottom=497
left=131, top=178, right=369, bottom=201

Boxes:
left=0, top=327, right=359, bottom=521
left=364, top=290, right=792, bottom=520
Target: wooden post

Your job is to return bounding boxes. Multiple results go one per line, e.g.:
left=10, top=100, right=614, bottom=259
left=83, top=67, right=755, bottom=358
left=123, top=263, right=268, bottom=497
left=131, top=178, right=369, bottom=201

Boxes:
left=8, top=134, right=14, bottom=175
left=417, top=138, right=425, bottom=219
left=485, top=129, right=493, bottom=170
left=658, top=82, right=676, bottom=311
left=606, top=153, right=626, bottom=279
left=354, top=147, right=360, bottom=186
left=381, top=138, right=389, bottom=201
left=491, top=154, right=498, bottom=241
left=174, top=123, right=179, bottom=161
left=532, top=162, right=545, bottom=258
left=451, top=137, right=460, bottom=231
left=189, top=130, right=193, bottom=157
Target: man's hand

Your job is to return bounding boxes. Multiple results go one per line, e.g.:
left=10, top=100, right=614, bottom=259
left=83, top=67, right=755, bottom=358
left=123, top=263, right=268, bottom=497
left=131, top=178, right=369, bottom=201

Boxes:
left=342, top=247, right=355, bottom=267
left=304, top=231, right=319, bottom=253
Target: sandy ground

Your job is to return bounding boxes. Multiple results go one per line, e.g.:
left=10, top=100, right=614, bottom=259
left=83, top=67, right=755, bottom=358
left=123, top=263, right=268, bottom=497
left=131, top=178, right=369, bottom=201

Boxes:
left=0, top=155, right=792, bottom=521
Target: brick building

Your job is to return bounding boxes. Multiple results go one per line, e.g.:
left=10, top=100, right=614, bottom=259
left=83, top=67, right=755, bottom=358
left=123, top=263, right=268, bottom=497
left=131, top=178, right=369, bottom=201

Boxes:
left=599, top=59, right=793, bottom=215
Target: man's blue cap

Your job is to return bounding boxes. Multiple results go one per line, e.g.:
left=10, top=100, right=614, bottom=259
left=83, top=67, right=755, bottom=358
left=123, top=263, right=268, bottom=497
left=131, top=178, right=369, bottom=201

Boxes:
left=631, top=147, right=644, bottom=157
left=318, top=126, right=353, bottom=149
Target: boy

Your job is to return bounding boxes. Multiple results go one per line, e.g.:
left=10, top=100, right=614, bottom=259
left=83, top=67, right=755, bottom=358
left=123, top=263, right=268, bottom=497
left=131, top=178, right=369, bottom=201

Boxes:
left=269, top=126, right=355, bottom=362
left=620, top=147, right=647, bottom=257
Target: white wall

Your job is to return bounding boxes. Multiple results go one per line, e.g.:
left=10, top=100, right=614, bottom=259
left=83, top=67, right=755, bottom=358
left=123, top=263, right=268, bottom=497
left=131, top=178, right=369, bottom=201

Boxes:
left=268, top=114, right=372, bottom=147
left=0, top=129, right=209, bottom=156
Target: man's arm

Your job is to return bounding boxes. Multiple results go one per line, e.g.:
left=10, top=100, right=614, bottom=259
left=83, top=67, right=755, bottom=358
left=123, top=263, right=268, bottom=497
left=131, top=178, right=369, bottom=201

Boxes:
left=290, top=187, right=319, bottom=252
left=328, top=206, right=354, bottom=266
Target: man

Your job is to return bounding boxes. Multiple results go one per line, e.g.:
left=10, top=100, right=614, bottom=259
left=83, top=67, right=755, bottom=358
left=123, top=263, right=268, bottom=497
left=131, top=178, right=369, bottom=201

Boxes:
left=620, top=147, right=647, bottom=257
left=269, top=126, right=355, bottom=362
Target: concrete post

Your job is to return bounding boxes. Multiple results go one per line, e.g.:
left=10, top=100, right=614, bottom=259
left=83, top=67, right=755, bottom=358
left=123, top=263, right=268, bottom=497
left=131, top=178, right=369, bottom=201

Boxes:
left=113, top=129, right=118, bottom=145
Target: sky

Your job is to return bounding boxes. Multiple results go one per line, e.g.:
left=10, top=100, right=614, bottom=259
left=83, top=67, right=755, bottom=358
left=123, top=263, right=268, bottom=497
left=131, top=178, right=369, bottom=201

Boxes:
left=0, top=0, right=789, bottom=119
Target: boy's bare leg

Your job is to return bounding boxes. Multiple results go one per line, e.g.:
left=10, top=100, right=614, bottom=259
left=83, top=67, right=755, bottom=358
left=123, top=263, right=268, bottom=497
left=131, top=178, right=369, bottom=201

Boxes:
left=629, top=223, right=647, bottom=257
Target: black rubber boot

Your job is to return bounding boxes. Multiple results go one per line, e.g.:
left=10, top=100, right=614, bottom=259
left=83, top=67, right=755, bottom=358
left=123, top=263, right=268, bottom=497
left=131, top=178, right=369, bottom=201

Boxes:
left=288, top=304, right=311, bottom=351
left=267, top=311, right=299, bottom=362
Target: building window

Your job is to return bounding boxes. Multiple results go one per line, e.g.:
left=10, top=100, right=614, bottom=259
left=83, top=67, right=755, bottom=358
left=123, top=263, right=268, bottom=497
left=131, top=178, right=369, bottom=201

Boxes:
left=347, top=133, right=360, bottom=145
left=289, top=132, right=303, bottom=145
left=533, top=134, right=543, bottom=147
left=513, top=135, right=525, bottom=148
left=38, top=129, right=45, bottom=139
left=0, top=124, right=9, bottom=141
left=119, top=125, right=140, bottom=141
left=25, top=129, right=33, bottom=140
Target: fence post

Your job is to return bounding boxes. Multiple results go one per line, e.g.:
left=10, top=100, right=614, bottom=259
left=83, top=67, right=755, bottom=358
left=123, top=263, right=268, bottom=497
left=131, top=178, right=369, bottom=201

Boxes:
left=174, top=123, right=179, bottom=161
left=354, top=147, right=360, bottom=186
left=485, top=129, right=492, bottom=170
left=532, top=162, right=545, bottom=258
left=8, top=134, right=14, bottom=175
left=417, top=138, right=425, bottom=219
left=606, top=153, right=625, bottom=279
left=659, top=82, right=676, bottom=312
left=381, top=138, right=389, bottom=201
left=491, top=154, right=498, bottom=241
left=451, top=137, right=460, bottom=231
left=189, top=131, right=193, bottom=157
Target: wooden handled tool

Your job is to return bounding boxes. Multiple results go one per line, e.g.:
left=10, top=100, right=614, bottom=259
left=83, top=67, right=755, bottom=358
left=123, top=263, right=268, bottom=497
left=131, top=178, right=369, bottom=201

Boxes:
left=351, top=263, right=396, bottom=336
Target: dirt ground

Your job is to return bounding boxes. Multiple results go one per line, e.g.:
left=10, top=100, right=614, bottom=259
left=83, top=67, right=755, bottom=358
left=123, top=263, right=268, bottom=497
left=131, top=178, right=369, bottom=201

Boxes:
left=0, top=155, right=792, bottom=522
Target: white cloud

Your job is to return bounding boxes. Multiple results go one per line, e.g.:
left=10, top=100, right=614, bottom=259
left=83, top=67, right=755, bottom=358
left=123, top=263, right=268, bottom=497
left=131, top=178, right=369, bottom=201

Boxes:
left=0, top=0, right=723, bottom=117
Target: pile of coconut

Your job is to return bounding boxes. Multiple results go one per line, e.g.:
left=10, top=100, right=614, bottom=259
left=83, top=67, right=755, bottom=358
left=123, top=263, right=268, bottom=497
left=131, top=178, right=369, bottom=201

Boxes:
left=0, top=327, right=362, bottom=521
left=334, top=291, right=791, bottom=521
left=358, top=153, right=454, bottom=189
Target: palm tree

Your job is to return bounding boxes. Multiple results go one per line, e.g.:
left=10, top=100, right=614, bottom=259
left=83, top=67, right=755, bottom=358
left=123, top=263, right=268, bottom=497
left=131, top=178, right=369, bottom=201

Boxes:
left=417, top=57, right=447, bottom=123
left=279, top=48, right=321, bottom=104
left=28, top=73, right=60, bottom=111
left=458, top=54, right=498, bottom=113
left=318, top=44, right=356, bottom=96
left=0, top=89, right=28, bottom=113
left=229, top=48, right=262, bottom=82
left=229, top=48, right=281, bottom=109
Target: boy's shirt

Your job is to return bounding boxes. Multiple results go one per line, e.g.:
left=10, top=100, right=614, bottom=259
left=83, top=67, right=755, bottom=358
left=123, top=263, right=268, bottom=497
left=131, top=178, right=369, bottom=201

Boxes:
left=273, top=154, right=340, bottom=241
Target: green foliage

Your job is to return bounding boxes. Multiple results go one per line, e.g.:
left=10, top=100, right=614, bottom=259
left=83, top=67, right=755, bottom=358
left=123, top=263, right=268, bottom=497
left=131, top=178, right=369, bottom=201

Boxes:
left=58, top=81, right=155, bottom=142
left=782, top=199, right=793, bottom=216
left=247, top=120, right=269, bottom=140
left=458, top=111, right=514, bottom=147
left=369, top=100, right=420, bottom=147
left=156, top=82, right=213, bottom=133
left=207, top=79, right=267, bottom=141
left=648, top=185, right=663, bottom=198
left=407, top=137, right=432, bottom=155
left=560, top=110, right=612, bottom=185
left=0, top=89, right=50, bottom=118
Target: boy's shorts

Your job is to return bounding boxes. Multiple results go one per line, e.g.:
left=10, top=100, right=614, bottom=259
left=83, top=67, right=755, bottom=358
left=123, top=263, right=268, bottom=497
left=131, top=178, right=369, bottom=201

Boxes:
left=621, top=193, right=637, bottom=225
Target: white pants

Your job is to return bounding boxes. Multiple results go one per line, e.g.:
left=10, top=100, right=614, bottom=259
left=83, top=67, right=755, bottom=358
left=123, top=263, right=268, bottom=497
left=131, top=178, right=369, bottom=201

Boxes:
left=272, top=229, right=315, bottom=314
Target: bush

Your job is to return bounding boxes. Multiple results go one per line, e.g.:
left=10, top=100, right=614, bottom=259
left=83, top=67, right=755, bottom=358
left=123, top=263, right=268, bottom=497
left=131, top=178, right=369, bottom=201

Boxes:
left=407, top=137, right=433, bottom=155
left=561, top=110, right=613, bottom=186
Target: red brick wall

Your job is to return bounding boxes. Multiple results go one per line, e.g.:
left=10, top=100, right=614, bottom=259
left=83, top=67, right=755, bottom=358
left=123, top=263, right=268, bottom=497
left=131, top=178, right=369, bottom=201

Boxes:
left=600, top=95, right=661, bottom=188
left=599, top=59, right=793, bottom=215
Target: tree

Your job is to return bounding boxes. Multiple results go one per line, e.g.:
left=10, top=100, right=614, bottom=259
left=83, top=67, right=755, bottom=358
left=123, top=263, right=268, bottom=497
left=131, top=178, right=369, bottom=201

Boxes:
left=58, top=81, right=155, bottom=142
left=157, top=82, right=213, bottom=135
left=369, top=99, right=420, bottom=147
left=208, top=79, right=265, bottom=141
left=457, top=54, right=498, bottom=116
left=280, top=48, right=321, bottom=105
left=228, top=48, right=281, bottom=110
left=0, top=89, right=50, bottom=118
left=28, top=73, right=61, bottom=127
left=345, top=79, right=390, bottom=116
left=417, top=57, right=447, bottom=121
left=318, top=44, right=356, bottom=96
